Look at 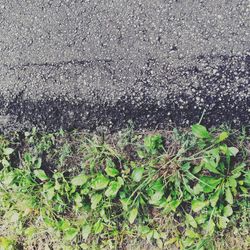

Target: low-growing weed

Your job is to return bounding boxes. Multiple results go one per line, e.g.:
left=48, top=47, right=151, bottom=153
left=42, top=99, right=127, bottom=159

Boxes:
left=0, top=124, right=249, bottom=249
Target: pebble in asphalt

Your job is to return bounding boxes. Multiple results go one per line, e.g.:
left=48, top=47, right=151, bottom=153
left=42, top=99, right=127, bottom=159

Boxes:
left=0, top=0, right=250, bottom=132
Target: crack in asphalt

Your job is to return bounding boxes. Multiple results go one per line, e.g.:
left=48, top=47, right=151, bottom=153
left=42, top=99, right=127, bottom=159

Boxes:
left=3, top=59, right=114, bottom=70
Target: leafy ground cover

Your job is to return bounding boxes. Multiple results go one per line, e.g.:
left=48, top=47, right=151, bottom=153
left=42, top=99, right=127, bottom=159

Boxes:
left=0, top=124, right=249, bottom=249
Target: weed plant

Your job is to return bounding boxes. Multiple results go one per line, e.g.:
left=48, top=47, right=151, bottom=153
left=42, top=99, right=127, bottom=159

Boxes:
left=0, top=124, right=249, bottom=249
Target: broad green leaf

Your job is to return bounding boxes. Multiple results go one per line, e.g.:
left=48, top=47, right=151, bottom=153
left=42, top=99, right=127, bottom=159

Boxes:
left=34, top=170, right=48, bottom=181
left=90, top=194, right=102, bottom=209
left=71, top=174, right=88, bottom=186
left=138, top=225, right=150, bottom=234
left=146, top=230, right=154, bottom=241
left=46, top=187, right=55, bottom=200
left=217, top=216, right=229, bottom=229
left=105, top=181, right=121, bottom=197
left=193, top=183, right=203, bottom=195
left=181, top=162, right=191, bottom=171
left=232, top=163, right=245, bottom=178
left=80, top=243, right=89, bottom=250
left=210, top=189, right=220, bottom=207
left=191, top=200, right=208, bottom=212
left=223, top=205, right=233, bottom=217
left=225, top=187, right=233, bottom=204
left=149, top=191, right=164, bottom=205
left=117, top=176, right=124, bottom=186
left=131, top=167, right=144, bottom=182
left=217, top=131, right=229, bottom=142
left=156, top=239, right=163, bottom=249
left=182, top=237, right=194, bottom=247
left=2, top=172, right=15, bottom=185
left=200, top=176, right=221, bottom=193
left=165, top=237, right=178, bottom=245
left=244, top=171, right=250, bottom=185
left=203, top=219, right=215, bottom=235
left=64, top=228, right=78, bottom=241
left=128, top=207, right=138, bottom=224
left=228, top=147, right=239, bottom=156
left=195, top=214, right=208, bottom=225
left=186, top=213, right=197, bottom=228
left=82, top=224, right=92, bottom=240
left=144, top=134, right=163, bottom=154
left=2, top=158, right=10, bottom=167
left=153, top=230, right=160, bottom=239
left=120, top=198, right=131, bottom=211
left=203, top=158, right=221, bottom=175
left=57, top=219, right=71, bottom=231
left=3, top=148, right=14, bottom=156
left=228, top=177, right=237, bottom=188
left=93, top=220, right=104, bottom=234
left=74, top=193, right=82, bottom=207
left=0, top=237, right=14, bottom=249
left=150, top=179, right=164, bottom=192
left=185, top=229, right=200, bottom=239
left=105, top=167, right=119, bottom=177
left=91, top=174, right=109, bottom=190
left=162, top=200, right=181, bottom=214
left=191, top=124, right=210, bottom=139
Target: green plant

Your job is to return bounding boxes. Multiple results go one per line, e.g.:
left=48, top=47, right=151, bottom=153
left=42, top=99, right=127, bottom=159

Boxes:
left=0, top=124, right=249, bottom=249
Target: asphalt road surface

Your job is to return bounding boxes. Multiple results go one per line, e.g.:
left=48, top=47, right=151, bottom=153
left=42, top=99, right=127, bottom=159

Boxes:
left=0, top=0, right=250, bottom=132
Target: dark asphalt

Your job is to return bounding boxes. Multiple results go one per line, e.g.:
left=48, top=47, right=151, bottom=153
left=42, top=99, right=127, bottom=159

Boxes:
left=0, top=0, right=250, bottom=132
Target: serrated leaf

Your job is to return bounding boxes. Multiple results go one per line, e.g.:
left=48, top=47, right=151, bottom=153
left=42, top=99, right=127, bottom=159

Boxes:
left=71, top=174, right=88, bottom=186
left=128, top=207, right=138, bottom=224
left=131, top=167, right=144, bottom=182
left=91, top=174, right=109, bottom=190
left=191, top=124, right=210, bottom=139
left=34, top=169, right=48, bottom=181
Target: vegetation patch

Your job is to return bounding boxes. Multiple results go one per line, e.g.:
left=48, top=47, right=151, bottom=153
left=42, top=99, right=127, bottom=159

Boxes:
left=0, top=124, right=249, bottom=249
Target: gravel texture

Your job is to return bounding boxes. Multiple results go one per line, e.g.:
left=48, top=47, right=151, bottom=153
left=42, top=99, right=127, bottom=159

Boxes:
left=0, top=0, right=250, bottom=132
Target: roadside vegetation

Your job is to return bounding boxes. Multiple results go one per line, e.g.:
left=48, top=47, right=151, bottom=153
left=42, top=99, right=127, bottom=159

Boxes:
left=0, top=124, right=249, bottom=249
